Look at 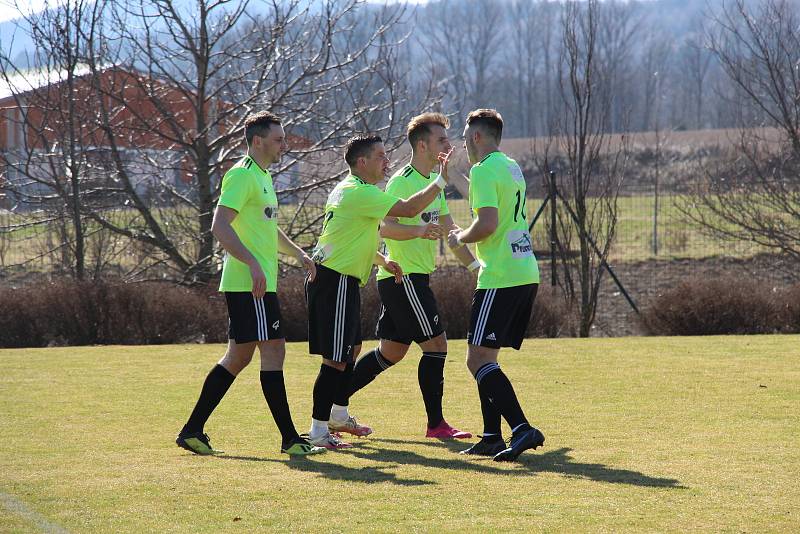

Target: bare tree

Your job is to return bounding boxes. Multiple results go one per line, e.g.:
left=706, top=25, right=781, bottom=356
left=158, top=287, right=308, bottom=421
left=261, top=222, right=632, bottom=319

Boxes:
left=421, top=0, right=504, bottom=121
left=74, top=0, right=423, bottom=283
left=0, top=0, right=105, bottom=279
left=541, top=0, right=628, bottom=337
left=682, top=0, right=800, bottom=271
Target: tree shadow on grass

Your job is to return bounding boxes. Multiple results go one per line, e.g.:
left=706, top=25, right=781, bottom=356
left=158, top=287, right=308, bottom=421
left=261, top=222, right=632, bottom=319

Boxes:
left=370, top=438, right=687, bottom=489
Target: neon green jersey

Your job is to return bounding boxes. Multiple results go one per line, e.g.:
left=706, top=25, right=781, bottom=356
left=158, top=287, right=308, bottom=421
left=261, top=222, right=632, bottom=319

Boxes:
left=312, top=174, right=399, bottom=286
left=469, top=151, right=539, bottom=289
left=376, top=164, right=449, bottom=280
left=218, top=156, right=280, bottom=293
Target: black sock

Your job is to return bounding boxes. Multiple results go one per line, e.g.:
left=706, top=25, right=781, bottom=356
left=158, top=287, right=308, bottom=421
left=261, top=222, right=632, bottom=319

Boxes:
left=332, top=362, right=354, bottom=407
left=347, top=348, right=394, bottom=398
left=474, top=363, right=529, bottom=432
left=260, top=371, right=299, bottom=446
left=312, top=363, right=342, bottom=421
left=418, top=352, right=446, bottom=428
left=477, top=379, right=503, bottom=439
left=183, top=364, right=235, bottom=434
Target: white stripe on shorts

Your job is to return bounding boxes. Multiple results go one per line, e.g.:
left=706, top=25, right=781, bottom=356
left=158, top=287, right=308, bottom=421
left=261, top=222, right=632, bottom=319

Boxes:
left=474, top=288, right=496, bottom=344
left=333, top=275, right=347, bottom=361
left=402, top=275, right=433, bottom=337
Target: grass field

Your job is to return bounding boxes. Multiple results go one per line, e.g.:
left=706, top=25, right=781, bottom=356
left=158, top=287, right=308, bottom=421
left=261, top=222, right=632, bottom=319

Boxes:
left=1, top=336, right=799, bottom=532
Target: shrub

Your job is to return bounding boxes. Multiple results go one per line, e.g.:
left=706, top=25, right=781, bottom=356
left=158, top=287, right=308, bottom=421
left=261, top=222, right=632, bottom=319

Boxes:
left=0, top=279, right=226, bottom=347
left=777, top=283, right=800, bottom=334
left=641, top=276, right=781, bottom=336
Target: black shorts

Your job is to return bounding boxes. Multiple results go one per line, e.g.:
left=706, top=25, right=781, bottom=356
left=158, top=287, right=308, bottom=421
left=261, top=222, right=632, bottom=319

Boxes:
left=376, top=274, right=445, bottom=345
left=305, top=263, right=361, bottom=362
left=467, top=284, right=538, bottom=350
left=225, top=291, right=284, bottom=343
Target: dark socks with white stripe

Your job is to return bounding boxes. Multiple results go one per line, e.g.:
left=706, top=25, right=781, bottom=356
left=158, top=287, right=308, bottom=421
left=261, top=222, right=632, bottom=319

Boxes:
left=347, top=348, right=395, bottom=399
left=419, top=352, right=446, bottom=428
left=474, top=362, right=529, bottom=432
left=260, top=371, right=299, bottom=446
left=183, top=364, right=235, bottom=434
left=312, top=363, right=342, bottom=422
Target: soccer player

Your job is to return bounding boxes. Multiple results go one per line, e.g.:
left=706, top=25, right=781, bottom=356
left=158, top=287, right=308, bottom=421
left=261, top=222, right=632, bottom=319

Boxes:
left=305, top=133, right=452, bottom=449
left=176, top=111, right=325, bottom=457
left=330, top=113, right=476, bottom=439
left=447, top=109, right=546, bottom=461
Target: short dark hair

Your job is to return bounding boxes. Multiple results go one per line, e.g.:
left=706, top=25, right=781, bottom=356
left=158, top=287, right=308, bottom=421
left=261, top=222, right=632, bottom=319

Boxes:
left=244, top=111, right=282, bottom=145
left=344, top=134, right=383, bottom=167
left=407, top=112, right=450, bottom=149
left=466, top=108, right=503, bottom=142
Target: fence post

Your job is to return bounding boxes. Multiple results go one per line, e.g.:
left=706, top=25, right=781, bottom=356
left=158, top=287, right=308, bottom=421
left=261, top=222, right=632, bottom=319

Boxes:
left=549, top=171, right=557, bottom=288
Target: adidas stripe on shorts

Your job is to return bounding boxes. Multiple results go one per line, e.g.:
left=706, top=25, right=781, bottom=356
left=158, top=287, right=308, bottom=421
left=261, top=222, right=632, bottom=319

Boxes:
left=376, top=274, right=444, bottom=345
left=467, top=284, right=538, bottom=350
left=305, top=263, right=362, bottom=362
left=225, top=291, right=284, bottom=343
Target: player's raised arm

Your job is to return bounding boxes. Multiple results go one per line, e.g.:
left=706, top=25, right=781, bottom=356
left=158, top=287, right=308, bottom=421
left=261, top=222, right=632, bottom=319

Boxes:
left=387, top=148, right=453, bottom=218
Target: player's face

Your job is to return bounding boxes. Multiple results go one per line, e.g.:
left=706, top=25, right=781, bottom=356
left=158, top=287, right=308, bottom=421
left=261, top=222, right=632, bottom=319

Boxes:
left=361, top=142, right=390, bottom=183
left=256, top=124, right=289, bottom=165
left=424, top=124, right=452, bottom=165
left=463, top=124, right=478, bottom=165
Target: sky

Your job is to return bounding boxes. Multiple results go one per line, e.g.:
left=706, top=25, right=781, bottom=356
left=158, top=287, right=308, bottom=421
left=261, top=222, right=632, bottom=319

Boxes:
left=0, top=0, right=55, bottom=23
left=0, top=0, right=430, bottom=24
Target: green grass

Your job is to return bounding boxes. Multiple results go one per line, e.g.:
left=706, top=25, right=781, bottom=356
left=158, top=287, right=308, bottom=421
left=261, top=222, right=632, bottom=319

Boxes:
left=1, top=336, right=799, bottom=532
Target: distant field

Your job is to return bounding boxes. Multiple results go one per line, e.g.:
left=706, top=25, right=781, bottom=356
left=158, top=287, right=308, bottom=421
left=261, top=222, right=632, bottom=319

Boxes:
left=0, top=192, right=777, bottom=275
left=1, top=336, right=798, bottom=532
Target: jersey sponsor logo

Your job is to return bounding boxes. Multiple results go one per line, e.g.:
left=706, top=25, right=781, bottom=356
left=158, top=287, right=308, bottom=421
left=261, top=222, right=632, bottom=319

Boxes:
left=509, top=163, right=525, bottom=182
left=420, top=209, right=440, bottom=224
left=507, top=230, right=533, bottom=258
left=263, top=205, right=278, bottom=220
left=272, top=320, right=280, bottom=330
left=486, top=332, right=497, bottom=341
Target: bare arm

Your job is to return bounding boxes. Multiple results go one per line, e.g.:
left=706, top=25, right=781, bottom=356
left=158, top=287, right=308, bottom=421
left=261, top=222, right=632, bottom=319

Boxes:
left=386, top=149, right=453, bottom=218
left=380, top=217, right=441, bottom=241
left=277, top=227, right=316, bottom=282
left=212, top=205, right=266, bottom=297
left=441, top=214, right=478, bottom=268
left=374, top=251, right=403, bottom=283
left=447, top=207, right=498, bottom=247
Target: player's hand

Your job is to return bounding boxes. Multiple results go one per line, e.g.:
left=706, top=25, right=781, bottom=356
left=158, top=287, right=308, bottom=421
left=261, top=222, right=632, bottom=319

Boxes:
left=448, top=228, right=464, bottom=249
left=437, top=147, right=454, bottom=182
left=385, top=260, right=403, bottom=284
left=300, top=252, right=316, bottom=282
left=249, top=262, right=267, bottom=298
left=416, top=223, right=442, bottom=240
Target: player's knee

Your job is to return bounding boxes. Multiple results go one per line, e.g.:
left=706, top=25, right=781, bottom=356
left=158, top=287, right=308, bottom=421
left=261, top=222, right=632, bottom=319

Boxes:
left=323, top=358, right=347, bottom=371
left=383, top=350, right=406, bottom=364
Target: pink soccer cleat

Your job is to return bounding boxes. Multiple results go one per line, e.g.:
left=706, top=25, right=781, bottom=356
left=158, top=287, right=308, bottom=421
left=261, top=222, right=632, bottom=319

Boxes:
left=425, top=420, right=472, bottom=439
left=328, top=415, right=373, bottom=437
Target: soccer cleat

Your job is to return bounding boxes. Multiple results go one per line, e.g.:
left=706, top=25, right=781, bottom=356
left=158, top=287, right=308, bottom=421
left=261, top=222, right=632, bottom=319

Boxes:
left=328, top=415, right=373, bottom=437
left=493, top=426, right=545, bottom=462
left=281, top=436, right=327, bottom=456
left=307, top=432, right=353, bottom=450
left=426, top=420, right=473, bottom=439
left=176, top=431, right=223, bottom=455
left=459, top=436, right=507, bottom=456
